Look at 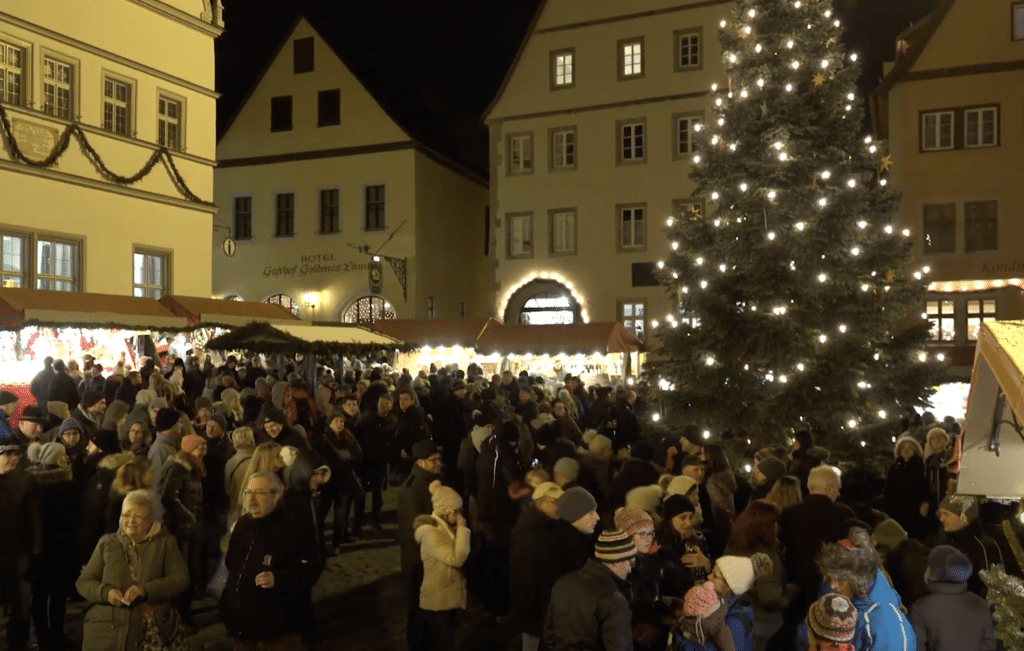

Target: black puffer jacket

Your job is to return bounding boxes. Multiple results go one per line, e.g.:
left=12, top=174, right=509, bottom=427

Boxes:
left=883, top=455, right=930, bottom=538
left=160, top=455, right=204, bottom=538
left=395, top=406, right=431, bottom=458
left=220, top=504, right=317, bottom=642
left=29, top=465, right=79, bottom=579
left=543, top=558, right=633, bottom=651
left=509, top=507, right=568, bottom=637
left=0, top=468, right=42, bottom=557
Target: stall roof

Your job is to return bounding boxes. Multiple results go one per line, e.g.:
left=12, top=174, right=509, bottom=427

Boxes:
left=475, top=322, right=644, bottom=356
left=957, top=320, right=1024, bottom=498
left=205, top=321, right=406, bottom=356
left=0, top=288, right=188, bottom=330
left=275, top=323, right=402, bottom=346
left=160, top=295, right=300, bottom=327
left=370, top=318, right=500, bottom=348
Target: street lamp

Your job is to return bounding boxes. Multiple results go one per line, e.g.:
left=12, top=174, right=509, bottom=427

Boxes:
left=303, top=291, right=319, bottom=322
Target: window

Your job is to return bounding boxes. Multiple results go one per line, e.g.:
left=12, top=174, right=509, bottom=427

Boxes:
left=921, top=111, right=953, bottom=151
left=365, top=185, right=386, bottom=231
left=618, top=205, right=645, bottom=251
left=36, top=238, right=78, bottom=291
left=0, top=41, right=24, bottom=105
left=507, top=213, right=532, bottom=258
left=619, top=302, right=646, bottom=341
left=1014, top=3, right=1024, bottom=40
left=318, top=89, right=341, bottom=126
left=675, top=28, right=702, bottom=70
left=274, top=193, right=294, bottom=237
left=508, top=133, right=533, bottom=174
left=967, top=299, right=997, bottom=341
left=1, top=234, right=26, bottom=287
left=619, top=38, right=644, bottom=79
left=157, top=96, right=182, bottom=150
left=294, top=37, right=314, bottom=73
left=926, top=300, right=955, bottom=342
left=550, top=127, right=576, bottom=170
left=133, top=250, right=168, bottom=298
left=549, top=209, right=576, bottom=255
left=520, top=293, right=575, bottom=325
left=320, top=189, right=339, bottom=234
left=922, top=203, right=955, bottom=254
left=43, top=58, right=72, bottom=119
left=675, top=200, right=704, bottom=221
left=964, top=107, right=998, bottom=148
left=270, top=96, right=293, bottom=132
left=551, top=49, right=574, bottom=89
left=265, top=293, right=299, bottom=316
left=233, top=197, right=252, bottom=240
left=103, top=77, right=132, bottom=136
left=618, top=120, right=645, bottom=163
left=342, top=296, right=396, bottom=325
left=964, top=200, right=998, bottom=252
left=674, top=115, right=702, bottom=157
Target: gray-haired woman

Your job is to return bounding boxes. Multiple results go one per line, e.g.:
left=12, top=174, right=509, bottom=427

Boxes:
left=76, top=490, right=190, bottom=651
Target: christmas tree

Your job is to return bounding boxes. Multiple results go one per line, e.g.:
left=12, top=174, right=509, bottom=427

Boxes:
left=644, top=0, right=946, bottom=441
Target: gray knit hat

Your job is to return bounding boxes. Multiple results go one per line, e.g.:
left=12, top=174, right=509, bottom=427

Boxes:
left=557, top=487, right=597, bottom=524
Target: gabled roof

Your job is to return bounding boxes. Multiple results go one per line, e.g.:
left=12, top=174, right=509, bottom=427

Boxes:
left=475, top=322, right=644, bottom=356
left=482, top=0, right=550, bottom=122
left=370, top=318, right=501, bottom=349
left=869, top=0, right=957, bottom=136
left=218, top=12, right=488, bottom=182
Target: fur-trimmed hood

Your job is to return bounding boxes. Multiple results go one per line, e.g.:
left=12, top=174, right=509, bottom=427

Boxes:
left=98, top=450, right=137, bottom=471
left=894, top=434, right=924, bottom=458
left=27, top=465, right=74, bottom=484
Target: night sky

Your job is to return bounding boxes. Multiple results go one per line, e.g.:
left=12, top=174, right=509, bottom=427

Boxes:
left=215, top=0, right=940, bottom=138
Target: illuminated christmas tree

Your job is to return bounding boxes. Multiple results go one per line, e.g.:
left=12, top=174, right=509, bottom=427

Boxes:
left=645, top=0, right=945, bottom=439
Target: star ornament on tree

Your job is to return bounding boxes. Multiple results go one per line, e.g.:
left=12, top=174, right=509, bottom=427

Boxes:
left=879, top=154, right=893, bottom=173
left=811, top=72, right=826, bottom=86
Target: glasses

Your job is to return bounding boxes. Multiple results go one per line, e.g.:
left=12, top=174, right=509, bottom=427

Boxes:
left=636, top=531, right=656, bottom=540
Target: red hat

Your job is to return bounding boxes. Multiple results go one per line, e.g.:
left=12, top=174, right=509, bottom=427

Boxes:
left=181, top=434, right=206, bottom=455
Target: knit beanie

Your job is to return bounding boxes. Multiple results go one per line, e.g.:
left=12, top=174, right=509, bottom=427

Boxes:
left=594, top=528, right=637, bottom=564
left=927, top=545, right=973, bottom=583
left=207, top=413, right=229, bottom=434
left=664, top=494, right=696, bottom=521
left=587, top=434, right=613, bottom=459
left=665, top=475, right=698, bottom=499
left=757, top=457, right=787, bottom=483
left=155, top=408, right=180, bottom=431
left=533, top=423, right=557, bottom=447
left=553, top=457, right=580, bottom=482
left=81, top=390, right=105, bottom=409
left=938, top=494, right=979, bottom=523
left=59, top=418, right=83, bottom=438
left=557, top=487, right=598, bottom=523
left=625, top=485, right=664, bottom=514
left=807, top=593, right=857, bottom=642
left=29, top=441, right=66, bottom=467
left=717, top=555, right=760, bottom=595
left=91, top=429, right=121, bottom=454
left=873, top=518, right=908, bottom=551
left=614, top=506, right=654, bottom=537
left=683, top=581, right=721, bottom=619
left=262, top=408, right=289, bottom=427
left=194, top=396, right=214, bottom=412
left=429, top=480, right=463, bottom=516
left=532, top=482, right=564, bottom=502
left=180, top=434, right=206, bottom=455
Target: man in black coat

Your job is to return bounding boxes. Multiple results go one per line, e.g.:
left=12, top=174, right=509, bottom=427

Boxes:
left=353, top=394, right=397, bottom=533
left=609, top=441, right=660, bottom=509
left=220, top=471, right=317, bottom=651
left=30, top=357, right=54, bottom=411
left=46, top=360, right=80, bottom=412
left=395, top=388, right=431, bottom=479
left=0, top=443, right=42, bottom=651
left=936, top=495, right=1004, bottom=598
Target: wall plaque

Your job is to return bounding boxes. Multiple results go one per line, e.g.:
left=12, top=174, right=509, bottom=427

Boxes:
left=11, top=118, right=60, bottom=162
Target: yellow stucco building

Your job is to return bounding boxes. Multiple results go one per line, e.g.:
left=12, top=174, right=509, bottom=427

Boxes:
left=0, top=0, right=221, bottom=298
left=212, top=16, right=490, bottom=325
left=871, top=0, right=1024, bottom=376
left=485, top=0, right=731, bottom=340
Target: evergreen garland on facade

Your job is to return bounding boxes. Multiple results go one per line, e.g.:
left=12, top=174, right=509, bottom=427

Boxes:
left=0, top=103, right=207, bottom=204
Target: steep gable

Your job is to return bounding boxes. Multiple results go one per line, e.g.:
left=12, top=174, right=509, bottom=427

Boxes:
left=217, top=17, right=410, bottom=161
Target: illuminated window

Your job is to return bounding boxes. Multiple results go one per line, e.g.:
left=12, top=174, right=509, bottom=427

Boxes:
left=36, top=238, right=78, bottom=292
left=1, top=234, right=25, bottom=287
left=551, top=49, right=574, bottom=88
left=619, top=301, right=646, bottom=340
left=265, top=293, right=299, bottom=316
left=967, top=299, right=996, bottom=341
left=43, top=58, right=73, bottom=119
left=103, top=77, right=132, bottom=136
left=926, top=300, right=955, bottom=342
left=342, top=296, right=395, bottom=325
left=519, top=293, right=574, bottom=325
left=0, top=41, right=24, bottom=105
left=620, top=39, right=643, bottom=79
left=133, top=250, right=168, bottom=299
left=922, top=204, right=955, bottom=254
left=0, top=231, right=79, bottom=291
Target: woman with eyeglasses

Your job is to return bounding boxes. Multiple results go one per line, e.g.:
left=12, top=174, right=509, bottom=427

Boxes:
left=76, top=489, right=189, bottom=651
left=614, top=506, right=673, bottom=651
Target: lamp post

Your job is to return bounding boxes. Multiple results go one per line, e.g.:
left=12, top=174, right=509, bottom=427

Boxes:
left=303, top=291, right=319, bottom=323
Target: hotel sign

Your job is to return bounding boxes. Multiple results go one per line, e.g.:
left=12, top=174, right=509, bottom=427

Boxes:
left=262, top=253, right=369, bottom=278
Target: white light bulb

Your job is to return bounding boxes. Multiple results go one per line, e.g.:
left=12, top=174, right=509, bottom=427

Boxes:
left=851, top=53, right=859, bottom=62
left=651, top=320, right=659, bottom=328
left=757, top=78, right=765, bottom=87
left=720, top=19, right=727, bottom=28
left=914, top=271, right=922, bottom=280
left=740, top=90, right=748, bottom=98
left=869, top=145, right=878, bottom=153
left=878, top=410, right=887, bottom=419
left=729, top=143, right=737, bottom=151
left=652, top=413, right=661, bottom=422
left=748, top=8, right=756, bottom=17
left=864, top=136, right=873, bottom=144
left=744, top=463, right=752, bottom=473
left=694, top=123, right=702, bottom=131
left=740, top=183, right=749, bottom=192
left=711, top=83, right=719, bottom=91
left=792, top=61, right=800, bottom=69
left=839, top=324, right=847, bottom=333
left=719, top=264, right=727, bottom=272
left=785, top=83, right=794, bottom=92
left=714, top=219, right=721, bottom=228
left=671, top=242, right=679, bottom=250
left=884, top=225, right=893, bottom=234
left=874, top=353, right=881, bottom=360
left=845, top=104, right=852, bottom=111
left=711, top=135, right=720, bottom=145
left=767, top=190, right=777, bottom=200
left=902, top=229, right=910, bottom=237
left=819, top=334, right=828, bottom=343
left=681, top=286, right=688, bottom=293
left=743, top=26, right=752, bottom=35
left=729, top=53, right=738, bottom=63
left=861, top=284, right=869, bottom=292
left=818, top=197, right=827, bottom=207
left=755, top=43, right=763, bottom=53
left=703, top=431, right=711, bottom=440
left=696, top=257, right=704, bottom=265
left=834, top=19, right=841, bottom=27
left=851, top=247, right=860, bottom=256
left=847, top=179, right=856, bottom=188
left=825, top=10, right=832, bottom=17
left=794, top=0, right=801, bottom=6
left=860, top=440, right=867, bottom=447
left=768, top=231, right=776, bottom=240
left=657, top=260, right=665, bottom=268
left=821, top=170, right=832, bottom=179
left=797, top=363, right=805, bottom=371
left=937, top=353, right=946, bottom=361
left=666, top=218, right=674, bottom=226
left=718, top=118, right=725, bottom=125
left=779, top=152, right=788, bottom=161
left=857, top=220, right=867, bottom=229
left=821, top=59, right=829, bottom=68
left=693, top=155, right=702, bottom=164
left=796, top=222, right=805, bottom=231
left=711, top=192, right=720, bottom=200
left=716, top=98, right=723, bottom=107
left=773, top=141, right=784, bottom=150
left=880, top=179, right=888, bottom=186
left=786, top=39, right=795, bottom=49
left=848, top=419, right=857, bottom=428
left=700, top=280, right=708, bottom=288
left=923, top=266, right=931, bottom=273
left=706, top=356, right=715, bottom=366
left=918, top=352, right=927, bottom=362
left=818, top=273, right=827, bottom=282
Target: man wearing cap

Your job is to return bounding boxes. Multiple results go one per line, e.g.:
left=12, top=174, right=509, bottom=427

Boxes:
left=936, top=494, right=1002, bottom=597
left=510, top=482, right=565, bottom=651
left=71, top=390, right=105, bottom=444
left=10, top=406, right=47, bottom=468
left=543, top=528, right=636, bottom=651
left=0, top=441, right=41, bottom=651
left=0, top=390, right=20, bottom=444
left=149, top=408, right=184, bottom=488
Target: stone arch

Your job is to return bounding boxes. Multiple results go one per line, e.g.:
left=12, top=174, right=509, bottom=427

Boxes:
left=502, top=279, right=581, bottom=325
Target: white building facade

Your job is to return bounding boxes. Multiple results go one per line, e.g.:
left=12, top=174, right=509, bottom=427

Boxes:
left=212, top=17, right=491, bottom=325
left=0, top=0, right=222, bottom=297
left=485, top=0, right=731, bottom=341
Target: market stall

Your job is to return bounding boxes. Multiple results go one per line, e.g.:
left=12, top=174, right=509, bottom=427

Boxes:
left=157, top=294, right=302, bottom=359
left=204, top=321, right=403, bottom=356
left=372, top=318, right=500, bottom=372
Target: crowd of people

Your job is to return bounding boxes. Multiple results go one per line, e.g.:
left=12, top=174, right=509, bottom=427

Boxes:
left=0, top=350, right=1016, bottom=651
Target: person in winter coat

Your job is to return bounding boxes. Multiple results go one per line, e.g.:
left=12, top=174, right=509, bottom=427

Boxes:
left=315, top=412, right=363, bottom=546
left=30, top=357, right=54, bottom=410
left=413, top=480, right=471, bottom=651
left=26, top=442, right=79, bottom=650
left=659, top=494, right=713, bottom=597
left=224, top=427, right=256, bottom=534
left=201, top=413, right=233, bottom=556
left=353, top=395, right=397, bottom=533
left=747, top=457, right=787, bottom=506
left=935, top=494, right=1004, bottom=598
left=610, top=441, right=661, bottom=508
left=615, top=506, right=674, bottom=651
left=679, top=581, right=736, bottom=651
left=220, top=471, right=318, bottom=651
left=883, top=435, right=930, bottom=539
left=675, top=553, right=770, bottom=651
left=922, top=428, right=951, bottom=521
left=76, top=490, right=189, bottom=651
left=705, top=444, right=738, bottom=548
left=579, top=432, right=614, bottom=504
left=54, top=418, right=89, bottom=484
left=395, top=388, right=431, bottom=474
left=149, top=408, right=183, bottom=488
left=543, top=528, right=637, bottom=651
left=873, top=518, right=930, bottom=610
left=909, top=545, right=996, bottom=651
left=160, top=434, right=207, bottom=627
left=79, top=450, right=136, bottom=567
left=105, top=458, right=155, bottom=535
left=47, top=360, right=80, bottom=412
left=73, top=390, right=106, bottom=444
left=509, top=482, right=566, bottom=651
left=804, top=593, right=858, bottom=651
left=533, top=423, right=577, bottom=478
left=0, top=442, right=41, bottom=651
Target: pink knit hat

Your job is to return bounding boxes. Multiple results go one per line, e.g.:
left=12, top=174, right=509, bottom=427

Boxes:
left=614, top=506, right=654, bottom=536
left=683, top=581, right=721, bottom=643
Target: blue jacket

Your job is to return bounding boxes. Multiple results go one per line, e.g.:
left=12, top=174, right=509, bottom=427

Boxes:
left=0, top=412, right=16, bottom=445
left=796, top=570, right=915, bottom=651
left=674, top=595, right=755, bottom=651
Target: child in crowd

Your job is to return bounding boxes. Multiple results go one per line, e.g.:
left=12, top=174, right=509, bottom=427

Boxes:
left=909, top=546, right=997, bottom=651
left=680, top=581, right=735, bottom=651
left=805, top=593, right=858, bottom=651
